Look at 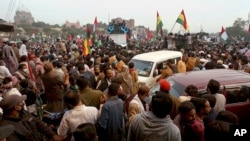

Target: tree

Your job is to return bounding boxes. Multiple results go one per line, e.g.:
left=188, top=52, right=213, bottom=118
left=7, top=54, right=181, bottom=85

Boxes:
left=233, top=18, right=247, bottom=30
left=226, top=18, right=250, bottom=42
left=32, top=21, right=50, bottom=28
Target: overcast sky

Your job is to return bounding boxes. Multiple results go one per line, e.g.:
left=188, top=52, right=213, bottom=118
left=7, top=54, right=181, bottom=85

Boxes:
left=1, top=0, right=250, bottom=33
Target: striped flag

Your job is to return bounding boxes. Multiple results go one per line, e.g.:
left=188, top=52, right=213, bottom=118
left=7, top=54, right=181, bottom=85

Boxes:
left=156, top=11, right=163, bottom=36
left=176, top=10, right=189, bottom=31
left=220, top=26, right=228, bottom=41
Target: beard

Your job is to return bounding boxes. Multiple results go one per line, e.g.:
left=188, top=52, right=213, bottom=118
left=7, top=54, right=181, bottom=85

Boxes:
left=18, top=107, right=25, bottom=116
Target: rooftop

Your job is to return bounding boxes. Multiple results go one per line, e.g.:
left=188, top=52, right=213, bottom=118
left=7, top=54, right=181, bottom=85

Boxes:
left=132, top=50, right=182, bottom=62
left=171, top=69, right=250, bottom=91
left=17, top=6, right=30, bottom=13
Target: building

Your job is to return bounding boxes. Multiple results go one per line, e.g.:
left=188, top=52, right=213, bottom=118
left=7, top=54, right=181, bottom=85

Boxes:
left=65, top=20, right=81, bottom=29
left=14, top=6, right=34, bottom=25
left=111, top=17, right=135, bottom=29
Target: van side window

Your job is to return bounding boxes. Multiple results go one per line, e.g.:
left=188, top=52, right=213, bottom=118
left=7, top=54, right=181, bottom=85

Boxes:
left=167, top=59, right=177, bottom=73
left=156, top=62, right=164, bottom=75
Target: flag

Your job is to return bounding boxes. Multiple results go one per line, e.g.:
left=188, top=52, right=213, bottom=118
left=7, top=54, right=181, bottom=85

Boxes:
left=86, top=25, right=92, bottom=38
left=147, top=28, right=152, bottom=40
left=92, top=17, right=98, bottom=45
left=31, top=31, right=35, bottom=42
left=220, top=26, right=228, bottom=40
left=88, top=38, right=93, bottom=47
left=248, top=24, right=250, bottom=32
left=31, top=31, right=35, bottom=39
left=156, top=11, right=163, bottom=36
left=176, top=10, right=189, bottom=31
left=93, top=17, right=98, bottom=32
left=68, top=34, right=73, bottom=41
left=97, top=39, right=102, bottom=47
left=83, top=39, right=90, bottom=57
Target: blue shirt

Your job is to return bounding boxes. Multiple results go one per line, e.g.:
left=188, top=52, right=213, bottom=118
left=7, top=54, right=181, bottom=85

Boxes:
left=98, top=97, right=124, bottom=141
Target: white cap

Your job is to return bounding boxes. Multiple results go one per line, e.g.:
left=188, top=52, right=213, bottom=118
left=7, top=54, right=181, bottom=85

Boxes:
left=199, top=51, right=205, bottom=54
left=9, top=41, right=16, bottom=44
left=200, top=58, right=207, bottom=63
left=217, top=60, right=223, bottom=64
left=2, top=38, right=9, bottom=42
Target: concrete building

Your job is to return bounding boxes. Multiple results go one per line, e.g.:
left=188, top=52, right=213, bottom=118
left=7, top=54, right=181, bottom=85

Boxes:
left=14, top=6, right=34, bottom=25
left=65, top=20, right=81, bottom=29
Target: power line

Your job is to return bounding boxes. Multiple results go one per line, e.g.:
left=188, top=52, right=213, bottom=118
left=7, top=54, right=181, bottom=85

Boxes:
left=18, top=0, right=23, bottom=8
left=5, top=0, right=13, bottom=20
left=8, top=0, right=17, bottom=22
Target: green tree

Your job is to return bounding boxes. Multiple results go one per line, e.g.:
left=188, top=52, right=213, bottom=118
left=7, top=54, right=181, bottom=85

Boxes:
left=233, top=18, right=247, bottom=30
left=225, top=18, right=250, bottom=41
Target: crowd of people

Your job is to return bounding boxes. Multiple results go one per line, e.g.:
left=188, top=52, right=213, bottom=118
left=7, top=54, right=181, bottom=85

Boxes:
left=0, top=33, right=249, bottom=141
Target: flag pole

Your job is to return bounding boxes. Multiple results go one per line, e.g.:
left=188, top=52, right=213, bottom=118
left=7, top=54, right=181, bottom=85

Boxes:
left=170, top=22, right=177, bottom=33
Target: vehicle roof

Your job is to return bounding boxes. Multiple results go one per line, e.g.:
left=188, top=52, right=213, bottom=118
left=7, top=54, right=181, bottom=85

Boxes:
left=170, top=69, right=250, bottom=91
left=132, top=50, right=182, bottom=62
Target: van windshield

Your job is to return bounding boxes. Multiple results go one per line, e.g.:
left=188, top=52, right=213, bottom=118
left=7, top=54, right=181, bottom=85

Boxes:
left=131, top=59, right=153, bottom=77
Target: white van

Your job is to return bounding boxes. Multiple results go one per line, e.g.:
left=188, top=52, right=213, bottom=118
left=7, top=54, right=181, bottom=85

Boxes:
left=130, top=50, right=182, bottom=88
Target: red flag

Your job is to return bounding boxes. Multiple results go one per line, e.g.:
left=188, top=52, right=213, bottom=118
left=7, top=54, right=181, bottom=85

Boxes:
left=94, top=17, right=98, bottom=26
left=86, top=25, right=91, bottom=38
left=89, top=38, right=93, bottom=47
left=93, top=17, right=98, bottom=32
left=68, top=34, right=72, bottom=41
left=147, top=28, right=152, bottom=40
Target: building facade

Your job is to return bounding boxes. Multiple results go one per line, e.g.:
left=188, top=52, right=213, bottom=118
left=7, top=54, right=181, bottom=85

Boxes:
left=65, top=20, right=81, bottom=29
left=14, top=6, right=34, bottom=25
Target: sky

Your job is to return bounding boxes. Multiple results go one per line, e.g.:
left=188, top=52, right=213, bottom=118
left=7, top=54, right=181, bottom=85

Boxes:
left=1, top=0, right=250, bottom=33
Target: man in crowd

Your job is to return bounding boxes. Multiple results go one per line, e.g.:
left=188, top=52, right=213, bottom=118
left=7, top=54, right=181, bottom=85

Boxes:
left=19, top=37, right=28, bottom=57
left=127, top=92, right=181, bottom=141
left=2, top=38, right=19, bottom=74
left=127, top=85, right=150, bottom=126
left=156, top=62, right=173, bottom=82
left=97, top=83, right=124, bottom=141
left=159, top=79, right=181, bottom=119
left=77, top=77, right=104, bottom=110
left=42, top=62, right=65, bottom=113
left=0, top=60, right=11, bottom=84
left=58, top=90, right=98, bottom=140
left=0, top=95, right=63, bottom=141
left=174, top=101, right=196, bottom=141
left=73, top=123, right=98, bottom=141
left=206, top=79, right=226, bottom=113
